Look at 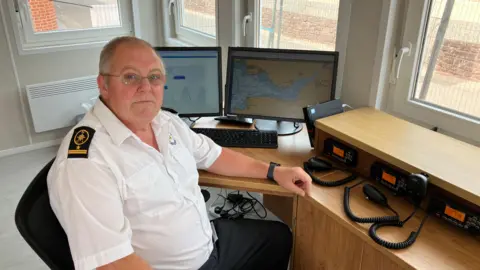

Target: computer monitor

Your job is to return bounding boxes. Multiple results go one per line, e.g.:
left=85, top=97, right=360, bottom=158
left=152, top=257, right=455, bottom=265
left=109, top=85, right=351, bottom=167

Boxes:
left=225, top=47, right=338, bottom=135
left=155, top=47, right=222, bottom=117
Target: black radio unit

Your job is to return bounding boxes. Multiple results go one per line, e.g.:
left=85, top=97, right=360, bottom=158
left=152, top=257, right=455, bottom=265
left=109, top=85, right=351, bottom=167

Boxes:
left=428, top=196, right=480, bottom=235
left=323, top=138, right=357, bottom=167
left=370, top=162, right=408, bottom=195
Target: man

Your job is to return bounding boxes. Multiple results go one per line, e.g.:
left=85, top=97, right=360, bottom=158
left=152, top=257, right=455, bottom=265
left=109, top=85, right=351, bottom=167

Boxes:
left=47, top=36, right=312, bottom=270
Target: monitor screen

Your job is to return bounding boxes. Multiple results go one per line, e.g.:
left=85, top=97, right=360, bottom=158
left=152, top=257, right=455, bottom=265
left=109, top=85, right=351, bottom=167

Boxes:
left=155, top=47, right=222, bottom=117
left=225, top=47, right=338, bottom=122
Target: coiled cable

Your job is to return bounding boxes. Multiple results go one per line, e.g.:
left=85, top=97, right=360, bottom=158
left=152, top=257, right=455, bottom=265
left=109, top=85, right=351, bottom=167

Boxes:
left=369, top=208, right=429, bottom=249
left=343, top=180, right=400, bottom=223
left=304, top=162, right=358, bottom=187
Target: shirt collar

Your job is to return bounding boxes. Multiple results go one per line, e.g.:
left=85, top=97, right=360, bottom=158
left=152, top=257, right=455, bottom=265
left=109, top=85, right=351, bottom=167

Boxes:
left=93, top=99, right=133, bottom=145
left=93, top=99, right=172, bottom=145
left=153, top=109, right=172, bottom=128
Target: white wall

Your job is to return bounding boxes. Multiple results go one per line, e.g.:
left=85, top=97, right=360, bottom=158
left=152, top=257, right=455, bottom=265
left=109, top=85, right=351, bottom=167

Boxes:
left=135, top=0, right=162, bottom=46
left=341, top=0, right=384, bottom=108
left=0, top=0, right=160, bottom=153
left=0, top=16, right=30, bottom=151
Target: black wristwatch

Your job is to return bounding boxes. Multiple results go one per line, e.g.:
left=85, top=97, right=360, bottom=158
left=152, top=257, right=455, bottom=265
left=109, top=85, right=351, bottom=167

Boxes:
left=267, top=162, right=280, bottom=181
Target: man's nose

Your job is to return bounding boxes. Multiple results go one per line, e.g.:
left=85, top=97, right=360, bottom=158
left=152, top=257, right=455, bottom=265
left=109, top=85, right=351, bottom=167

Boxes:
left=137, top=77, right=152, bottom=92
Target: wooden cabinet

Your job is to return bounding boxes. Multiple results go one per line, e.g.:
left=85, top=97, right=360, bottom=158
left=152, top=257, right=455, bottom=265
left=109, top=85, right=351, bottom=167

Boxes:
left=360, top=244, right=405, bottom=270
left=294, top=197, right=363, bottom=270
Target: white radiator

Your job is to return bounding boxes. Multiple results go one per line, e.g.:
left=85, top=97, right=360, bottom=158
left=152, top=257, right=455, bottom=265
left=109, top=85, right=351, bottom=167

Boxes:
left=25, top=76, right=99, bottom=133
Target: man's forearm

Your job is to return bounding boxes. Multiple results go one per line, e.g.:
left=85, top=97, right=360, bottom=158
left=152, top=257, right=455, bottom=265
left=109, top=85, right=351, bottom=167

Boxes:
left=207, top=148, right=269, bottom=179
left=97, top=253, right=152, bottom=270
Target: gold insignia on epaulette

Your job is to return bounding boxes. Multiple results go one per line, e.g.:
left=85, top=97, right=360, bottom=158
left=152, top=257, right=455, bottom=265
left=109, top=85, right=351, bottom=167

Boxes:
left=68, top=126, right=95, bottom=158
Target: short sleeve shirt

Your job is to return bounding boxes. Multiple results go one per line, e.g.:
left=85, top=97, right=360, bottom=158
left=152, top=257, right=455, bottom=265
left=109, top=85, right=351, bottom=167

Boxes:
left=47, top=100, right=222, bottom=270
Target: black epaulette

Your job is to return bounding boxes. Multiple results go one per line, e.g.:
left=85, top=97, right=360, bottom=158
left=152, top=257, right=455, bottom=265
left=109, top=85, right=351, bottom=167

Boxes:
left=67, top=126, right=95, bottom=159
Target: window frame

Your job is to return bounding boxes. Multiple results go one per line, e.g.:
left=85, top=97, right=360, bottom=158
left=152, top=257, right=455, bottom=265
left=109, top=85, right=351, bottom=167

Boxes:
left=388, top=0, right=480, bottom=144
left=163, top=0, right=218, bottom=46
left=6, top=0, right=134, bottom=55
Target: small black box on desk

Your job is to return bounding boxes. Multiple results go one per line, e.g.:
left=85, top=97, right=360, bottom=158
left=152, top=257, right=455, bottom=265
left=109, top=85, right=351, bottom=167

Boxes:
left=303, top=99, right=344, bottom=147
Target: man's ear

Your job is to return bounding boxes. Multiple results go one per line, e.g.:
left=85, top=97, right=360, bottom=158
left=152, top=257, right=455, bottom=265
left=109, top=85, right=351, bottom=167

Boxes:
left=97, top=74, right=109, bottom=98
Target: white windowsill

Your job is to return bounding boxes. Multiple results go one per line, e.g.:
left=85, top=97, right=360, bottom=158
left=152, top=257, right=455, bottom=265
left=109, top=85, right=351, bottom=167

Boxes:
left=17, top=40, right=111, bottom=55
left=164, top=37, right=195, bottom=47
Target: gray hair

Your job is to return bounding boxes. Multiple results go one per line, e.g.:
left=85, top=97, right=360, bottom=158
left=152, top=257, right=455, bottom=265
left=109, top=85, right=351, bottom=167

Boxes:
left=99, top=36, right=164, bottom=74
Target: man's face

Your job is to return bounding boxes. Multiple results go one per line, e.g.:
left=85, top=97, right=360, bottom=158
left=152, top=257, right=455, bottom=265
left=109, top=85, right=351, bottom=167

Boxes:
left=98, top=44, right=166, bottom=126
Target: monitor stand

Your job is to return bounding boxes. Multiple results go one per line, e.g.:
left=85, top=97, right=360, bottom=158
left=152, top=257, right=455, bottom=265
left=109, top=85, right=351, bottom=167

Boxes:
left=254, top=119, right=303, bottom=136
left=181, top=117, right=196, bottom=128
left=214, top=115, right=253, bottom=125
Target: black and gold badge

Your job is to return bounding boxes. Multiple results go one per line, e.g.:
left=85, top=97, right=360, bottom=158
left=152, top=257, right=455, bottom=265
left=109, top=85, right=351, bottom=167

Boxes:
left=68, top=126, right=95, bottom=158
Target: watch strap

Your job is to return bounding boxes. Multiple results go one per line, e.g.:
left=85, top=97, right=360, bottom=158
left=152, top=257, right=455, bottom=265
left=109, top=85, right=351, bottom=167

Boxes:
left=267, top=162, right=280, bottom=181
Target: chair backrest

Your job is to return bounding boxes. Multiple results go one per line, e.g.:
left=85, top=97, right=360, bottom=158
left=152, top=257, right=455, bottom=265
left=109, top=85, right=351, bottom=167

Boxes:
left=15, top=158, right=74, bottom=270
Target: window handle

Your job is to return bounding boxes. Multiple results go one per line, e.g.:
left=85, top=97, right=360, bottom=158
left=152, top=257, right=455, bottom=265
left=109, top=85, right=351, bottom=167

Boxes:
left=168, top=0, right=175, bottom=16
left=14, top=0, right=20, bottom=12
left=243, top=12, right=252, bottom=37
left=390, top=42, right=412, bottom=84
left=14, top=1, right=28, bottom=30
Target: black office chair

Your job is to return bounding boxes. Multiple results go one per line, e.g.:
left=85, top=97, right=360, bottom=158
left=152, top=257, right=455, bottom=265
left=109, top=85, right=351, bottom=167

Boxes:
left=15, top=158, right=74, bottom=270
left=15, top=158, right=211, bottom=269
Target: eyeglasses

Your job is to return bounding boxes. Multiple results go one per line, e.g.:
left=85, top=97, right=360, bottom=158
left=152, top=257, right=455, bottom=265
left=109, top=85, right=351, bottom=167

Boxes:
left=101, top=72, right=166, bottom=86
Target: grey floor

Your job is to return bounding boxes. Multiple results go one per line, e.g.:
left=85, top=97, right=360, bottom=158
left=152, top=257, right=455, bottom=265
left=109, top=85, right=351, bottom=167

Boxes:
left=0, top=146, right=279, bottom=269
left=0, top=146, right=57, bottom=270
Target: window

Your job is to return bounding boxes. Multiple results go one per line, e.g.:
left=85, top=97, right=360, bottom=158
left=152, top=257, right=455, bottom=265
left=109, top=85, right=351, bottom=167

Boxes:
left=247, top=0, right=340, bottom=51
left=166, top=0, right=216, bottom=46
left=245, top=0, right=348, bottom=95
left=7, top=0, right=133, bottom=54
left=391, top=0, right=480, bottom=143
left=162, top=0, right=350, bottom=95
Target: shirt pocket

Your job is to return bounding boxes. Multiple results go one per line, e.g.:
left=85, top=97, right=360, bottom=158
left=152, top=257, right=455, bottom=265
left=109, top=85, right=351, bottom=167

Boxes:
left=169, top=143, right=201, bottom=197
left=125, top=163, right=177, bottom=217
left=169, top=143, right=197, bottom=173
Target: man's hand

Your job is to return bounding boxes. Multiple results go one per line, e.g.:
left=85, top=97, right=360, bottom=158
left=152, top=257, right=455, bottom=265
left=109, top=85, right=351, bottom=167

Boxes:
left=207, top=148, right=312, bottom=196
left=273, top=166, right=312, bottom=197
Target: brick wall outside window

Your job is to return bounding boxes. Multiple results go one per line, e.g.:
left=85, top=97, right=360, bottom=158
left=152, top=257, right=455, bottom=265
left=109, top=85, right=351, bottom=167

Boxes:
left=28, top=0, right=58, bottom=32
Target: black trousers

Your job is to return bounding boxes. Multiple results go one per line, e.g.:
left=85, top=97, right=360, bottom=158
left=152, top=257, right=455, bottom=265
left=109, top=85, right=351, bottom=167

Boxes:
left=199, top=218, right=292, bottom=270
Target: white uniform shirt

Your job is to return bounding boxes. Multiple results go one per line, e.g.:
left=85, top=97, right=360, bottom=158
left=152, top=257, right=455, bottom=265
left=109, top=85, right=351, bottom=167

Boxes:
left=47, top=100, right=222, bottom=270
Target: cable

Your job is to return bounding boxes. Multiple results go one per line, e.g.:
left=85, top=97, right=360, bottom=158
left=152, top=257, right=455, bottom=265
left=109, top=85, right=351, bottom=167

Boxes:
left=246, top=192, right=267, bottom=219
left=368, top=212, right=429, bottom=250
left=342, top=175, right=429, bottom=250
left=342, top=103, right=354, bottom=111
left=304, top=162, right=358, bottom=187
left=343, top=181, right=400, bottom=224
left=188, top=117, right=201, bottom=122
left=210, top=188, right=223, bottom=206
left=400, top=206, right=418, bottom=225
left=214, top=191, right=267, bottom=220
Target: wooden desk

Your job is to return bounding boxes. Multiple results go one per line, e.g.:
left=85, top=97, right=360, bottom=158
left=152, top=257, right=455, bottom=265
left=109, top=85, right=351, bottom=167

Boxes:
left=295, top=173, right=480, bottom=270
left=314, top=107, right=480, bottom=206
left=195, top=118, right=315, bottom=197
left=194, top=116, right=480, bottom=270
left=195, top=118, right=314, bottom=229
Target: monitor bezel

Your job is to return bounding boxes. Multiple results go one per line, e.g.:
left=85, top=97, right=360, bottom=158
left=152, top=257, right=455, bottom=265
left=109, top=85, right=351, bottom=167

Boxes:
left=224, top=46, right=338, bottom=123
left=154, top=46, right=223, bottom=118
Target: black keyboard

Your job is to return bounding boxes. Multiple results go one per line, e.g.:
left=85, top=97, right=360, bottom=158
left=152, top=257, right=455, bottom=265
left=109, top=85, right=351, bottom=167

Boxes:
left=191, top=128, right=278, bottom=148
